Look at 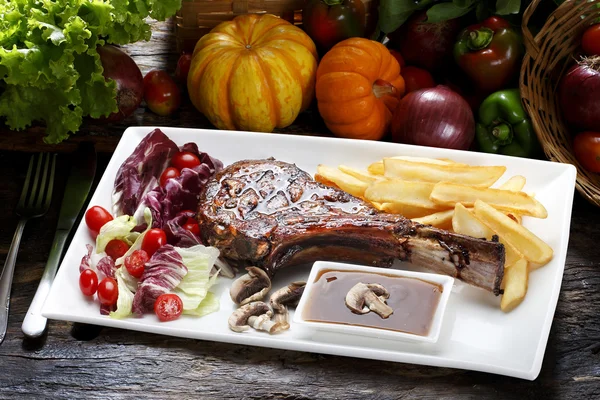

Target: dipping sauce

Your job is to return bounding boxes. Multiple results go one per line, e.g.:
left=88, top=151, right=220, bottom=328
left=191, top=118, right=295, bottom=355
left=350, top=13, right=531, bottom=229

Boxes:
left=302, top=269, right=443, bottom=336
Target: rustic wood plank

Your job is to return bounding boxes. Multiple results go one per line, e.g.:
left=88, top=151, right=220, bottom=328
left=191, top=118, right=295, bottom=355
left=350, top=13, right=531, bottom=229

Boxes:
left=0, top=150, right=599, bottom=399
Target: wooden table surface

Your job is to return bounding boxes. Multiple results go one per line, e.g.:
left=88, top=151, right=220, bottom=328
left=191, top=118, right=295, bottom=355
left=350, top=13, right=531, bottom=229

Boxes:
left=1, top=19, right=599, bottom=400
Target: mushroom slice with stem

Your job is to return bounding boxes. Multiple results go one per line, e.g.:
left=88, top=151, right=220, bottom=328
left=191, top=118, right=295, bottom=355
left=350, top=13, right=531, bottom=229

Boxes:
left=269, top=281, right=306, bottom=331
left=228, top=302, right=285, bottom=334
left=345, top=282, right=393, bottom=319
left=229, top=267, right=271, bottom=305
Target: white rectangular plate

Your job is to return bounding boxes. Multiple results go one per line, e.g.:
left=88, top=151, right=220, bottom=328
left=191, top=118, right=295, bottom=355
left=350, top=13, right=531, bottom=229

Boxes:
left=43, top=126, right=577, bottom=380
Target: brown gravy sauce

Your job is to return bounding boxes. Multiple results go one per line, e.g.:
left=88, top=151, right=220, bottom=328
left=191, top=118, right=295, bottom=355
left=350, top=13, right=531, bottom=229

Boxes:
left=302, top=269, right=443, bottom=336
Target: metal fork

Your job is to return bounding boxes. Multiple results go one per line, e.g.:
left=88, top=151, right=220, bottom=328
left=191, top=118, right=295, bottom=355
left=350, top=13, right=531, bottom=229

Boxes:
left=0, top=153, right=56, bottom=345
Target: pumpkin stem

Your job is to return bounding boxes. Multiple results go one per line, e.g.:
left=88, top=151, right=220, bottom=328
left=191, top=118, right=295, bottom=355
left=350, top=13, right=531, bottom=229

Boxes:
left=372, top=79, right=397, bottom=98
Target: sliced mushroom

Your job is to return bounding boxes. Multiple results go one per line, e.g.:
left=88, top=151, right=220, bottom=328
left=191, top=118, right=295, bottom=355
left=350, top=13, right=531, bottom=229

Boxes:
left=345, top=282, right=393, bottom=319
left=228, top=301, right=286, bottom=334
left=269, top=281, right=306, bottom=331
left=229, top=267, right=271, bottom=305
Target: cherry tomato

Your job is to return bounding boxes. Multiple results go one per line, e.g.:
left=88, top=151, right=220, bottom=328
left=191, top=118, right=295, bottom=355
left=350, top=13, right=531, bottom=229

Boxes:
left=141, top=228, right=167, bottom=257
left=402, top=66, right=435, bottom=93
left=98, top=277, right=119, bottom=306
left=171, top=151, right=201, bottom=171
left=79, top=269, right=98, bottom=296
left=154, top=293, right=183, bottom=322
left=582, top=24, right=600, bottom=56
left=573, top=131, right=600, bottom=173
left=85, top=206, right=113, bottom=237
left=160, top=167, right=181, bottom=187
left=125, top=249, right=149, bottom=279
left=175, top=53, right=192, bottom=84
left=105, top=239, right=130, bottom=260
left=143, top=70, right=181, bottom=116
left=182, top=217, right=200, bottom=236
left=389, top=50, right=406, bottom=68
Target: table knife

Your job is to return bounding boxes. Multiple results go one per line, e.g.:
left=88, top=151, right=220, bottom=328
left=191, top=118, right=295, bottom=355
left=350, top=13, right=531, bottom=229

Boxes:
left=22, top=143, right=96, bottom=338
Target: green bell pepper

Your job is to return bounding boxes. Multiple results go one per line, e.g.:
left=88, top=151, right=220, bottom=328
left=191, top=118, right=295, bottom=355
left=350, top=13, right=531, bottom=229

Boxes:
left=476, top=89, right=541, bottom=158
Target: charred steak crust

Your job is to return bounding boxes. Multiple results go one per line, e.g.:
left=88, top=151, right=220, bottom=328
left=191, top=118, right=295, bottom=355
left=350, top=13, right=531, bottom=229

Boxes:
left=198, top=159, right=505, bottom=295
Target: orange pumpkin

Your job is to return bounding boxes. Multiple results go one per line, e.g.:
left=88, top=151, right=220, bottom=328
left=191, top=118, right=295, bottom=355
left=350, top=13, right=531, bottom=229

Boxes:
left=187, top=14, right=318, bottom=132
left=316, top=38, right=405, bottom=140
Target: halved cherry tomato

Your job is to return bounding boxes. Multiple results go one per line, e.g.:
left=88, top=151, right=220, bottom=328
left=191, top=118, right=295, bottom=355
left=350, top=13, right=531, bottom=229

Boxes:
left=573, top=131, right=600, bottom=173
left=171, top=151, right=201, bottom=170
left=154, top=293, right=183, bottom=322
left=582, top=24, right=600, bottom=56
left=182, top=217, right=200, bottom=236
left=85, top=206, right=113, bottom=237
left=402, top=66, right=435, bottom=93
left=98, top=277, right=119, bottom=306
left=105, top=239, right=130, bottom=260
left=125, top=249, right=149, bottom=278
left=79, top=269, right=98, bottom=296
left=160, top=167, right=180, bottom=187
left=143, top=70, right=181, bottom=116
left=141, top=228, right=167, bottom=257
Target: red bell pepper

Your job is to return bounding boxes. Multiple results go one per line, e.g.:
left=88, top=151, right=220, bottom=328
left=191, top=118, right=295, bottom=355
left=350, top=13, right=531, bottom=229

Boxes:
left=453, top=16, right=524, bottom=93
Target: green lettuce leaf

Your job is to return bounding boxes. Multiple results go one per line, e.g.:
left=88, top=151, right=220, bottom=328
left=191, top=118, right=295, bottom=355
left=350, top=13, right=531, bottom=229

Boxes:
left=96, top=214, right=139, bottom=253
left=172, top=245, right=221, bottom=312
left=110, top=266, right=135, bottom=319
left=184, top=292, right=220, bottom=317
left=0, top=0, right=181, bottom=144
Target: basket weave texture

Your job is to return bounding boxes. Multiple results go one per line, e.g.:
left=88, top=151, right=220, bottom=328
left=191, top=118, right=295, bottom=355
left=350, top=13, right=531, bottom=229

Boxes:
left=520, top=0, right=600, bottom=206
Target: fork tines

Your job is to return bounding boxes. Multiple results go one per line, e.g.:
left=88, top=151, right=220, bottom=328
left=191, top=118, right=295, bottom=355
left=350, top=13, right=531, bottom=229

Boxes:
left=18, top=153, right=57, bottom=215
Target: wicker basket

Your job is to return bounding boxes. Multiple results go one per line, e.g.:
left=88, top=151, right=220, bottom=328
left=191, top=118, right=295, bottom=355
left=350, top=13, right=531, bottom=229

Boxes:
left=174, top=0, right=376, bottom=53
left=520, top=0, right=600, bottom=206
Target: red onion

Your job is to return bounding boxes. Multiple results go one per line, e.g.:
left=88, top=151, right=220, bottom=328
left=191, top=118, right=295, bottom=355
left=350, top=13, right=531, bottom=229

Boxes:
left=97, top=45, right=144, bottom=122
left=559, top=57, right=600, bottom=131
left=391, top=85, right=475, bottom=150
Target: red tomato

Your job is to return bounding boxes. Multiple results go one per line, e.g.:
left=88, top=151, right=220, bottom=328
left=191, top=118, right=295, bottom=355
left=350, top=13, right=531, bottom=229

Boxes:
left=98, top=277, right=119, bottom=306
left=171, top=151, right=201, bottom=170
left=160, top=167, right=180, bottom=187
left=182, top=217, right=200, bottom=236
left=79, top=269, right=98, bottom=296
left=141, top=228, right=167, bottom=257
left=175, top=53, right=192, bottom=84
left=154, top=293, right=183, bottom=322
left=143, top=70, right=181, bottom=116
left=573, top=131, right=600, bottom=173
left=582, top=24, right=600, bottom=56
left=389, top=49, right=406, bottom=68
left=105, top=239, right=129, bottom=260
left=402, top=66, right=435, bottom=93
left=125, top=249, right=149, bottom=278
left=85, top=206, right=113, bottom=237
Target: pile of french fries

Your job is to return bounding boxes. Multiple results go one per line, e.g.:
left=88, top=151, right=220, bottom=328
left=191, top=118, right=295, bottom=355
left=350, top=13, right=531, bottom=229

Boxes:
left=315, top=156, right=554, bottom=313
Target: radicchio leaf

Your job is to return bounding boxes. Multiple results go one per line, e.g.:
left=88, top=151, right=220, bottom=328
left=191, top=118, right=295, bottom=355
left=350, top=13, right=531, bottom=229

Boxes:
left=79, top=244, right=93, bottom=273
left=131, top=245, right=188, bottom=314
left=112, top=129, right=179, bottom=216
left=164, top=210, right=202, bottom=248
left=96, top=256, right=116, bottom=279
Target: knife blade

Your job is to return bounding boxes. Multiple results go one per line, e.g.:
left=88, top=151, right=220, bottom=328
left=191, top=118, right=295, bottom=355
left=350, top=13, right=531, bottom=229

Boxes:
left=22, top=143, right=97, bottom=338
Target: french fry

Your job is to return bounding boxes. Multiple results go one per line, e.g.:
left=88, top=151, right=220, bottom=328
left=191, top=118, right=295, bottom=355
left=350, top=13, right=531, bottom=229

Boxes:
left=412, top=209, right=454, bottom=230
left=383, top=158, right=506, bottom=187
left=500, top=258, right=529, bottom=312
left=499, top=175, right=526, bottom=191
left=473, top=200, right=554, bottom=265
left=505, top=212, right=522, bottom=225
left=365, top=179, right=438, bottom=209
left=338, top=165, right=382, bottom=184
left=379, top=202, right=445, bottom=218
left=367, top=156, right=460, bottom=175
left=316, top=165, right=368, bottom=198
left=430, top=182, right=548, bottom=218
left=452, top=204, right=522, bottom=267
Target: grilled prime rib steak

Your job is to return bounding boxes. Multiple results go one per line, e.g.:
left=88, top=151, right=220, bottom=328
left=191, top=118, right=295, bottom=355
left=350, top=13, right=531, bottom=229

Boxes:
left=198, top=159, right=505, bottom=295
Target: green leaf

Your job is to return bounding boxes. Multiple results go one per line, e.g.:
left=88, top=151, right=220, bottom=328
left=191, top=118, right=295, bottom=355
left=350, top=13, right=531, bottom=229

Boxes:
left=378, top=0, right=419, bottom=34
left=426, top=3, right=475, bottom=23
left=476, top=0, right=491, bottom=20
left=495, top=0, right=521, bottom=14
left=453, top=0, right=478, bottom=9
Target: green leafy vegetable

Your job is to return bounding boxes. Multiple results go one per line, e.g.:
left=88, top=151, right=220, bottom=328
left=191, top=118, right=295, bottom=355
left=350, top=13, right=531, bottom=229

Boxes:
left=426, top=3, right=474, bottom=22
left=184, top=292, right=220, bottom=317
left=495, top=0, right=521, bottom=14
left=172, top=245, right=221, bottom=312
left=0, top=0, right=181, bottom=143
left=96, top=214, right=138, bottom=253
left=110, top=266, right=135, bottom=319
